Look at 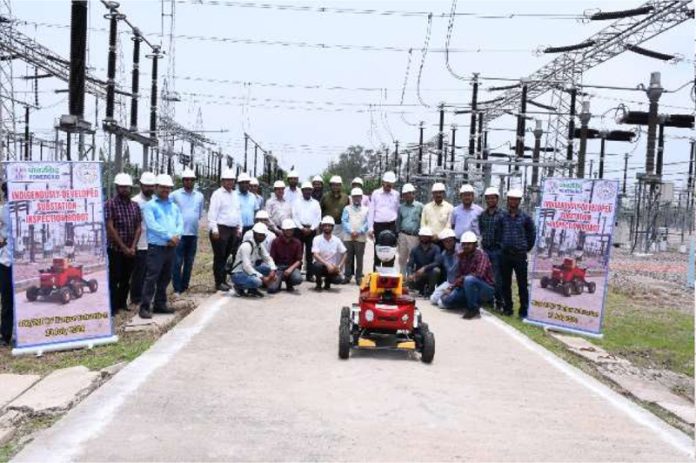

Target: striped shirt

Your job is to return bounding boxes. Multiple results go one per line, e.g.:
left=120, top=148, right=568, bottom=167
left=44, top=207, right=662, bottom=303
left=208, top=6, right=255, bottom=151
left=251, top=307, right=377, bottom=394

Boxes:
left=478, top=207, right=503, bottom=252
left=105, top=195, right=142, bottom=250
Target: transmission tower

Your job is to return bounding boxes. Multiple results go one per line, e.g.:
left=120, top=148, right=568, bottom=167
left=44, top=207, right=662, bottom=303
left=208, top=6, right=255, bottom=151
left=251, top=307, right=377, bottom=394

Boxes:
left=0, top=0, right=17, bottom=162
left=160, top=0, right=178, bottom=172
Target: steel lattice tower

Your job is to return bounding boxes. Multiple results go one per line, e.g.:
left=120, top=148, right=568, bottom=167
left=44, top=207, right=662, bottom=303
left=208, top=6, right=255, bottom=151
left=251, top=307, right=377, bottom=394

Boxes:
left=0, top=0, right=17, bottom=162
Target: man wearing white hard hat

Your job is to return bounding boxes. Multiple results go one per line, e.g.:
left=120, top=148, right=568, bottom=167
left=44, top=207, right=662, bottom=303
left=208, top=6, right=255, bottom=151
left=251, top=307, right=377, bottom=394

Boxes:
left=498, top=188, right=536, bottom=318
left=129, top=172, right=156, bottom=307
left=265, top=180, right=292, bottom=236
left=105, top=173, right=142, bottom=315
left=311, top=175, right=324, bottom=202
left=367, top=171, right=400, bottom=270
left=139, top=174, right=184, bottom=319
left=242, top=210, right=275, bottom=254
left=249, top=177, right=265, bottom=210
left=320, top=175, right=349, bottom=226
left=268, top=218, right=304, bottom=292
left=170, top=168, right=204, bottom=295
left=292, top=181, right=322, bottom=282
left=452, top=184, right=483, bottom=240
left=396, top=183, right=423, bottom=272
left=227, top=222, right=277, bottom=298
left=405, top=227, right=441, bottom=297
left=479, top=186, right=504, bottom=311
left=351, top=177, right=370, bottom=208
left=311, top=216, right=346, bottom=291
left=236, top=173, right=259, bottom=235
left=340, top=187, right=368, bottom=285
left=421, top=182, right=454, bottom=248
left=284, top=170, right=301, bottom=204
left=208, top=168, right=242, bottom=291
left=440, top=231, right=495, bottom=319
left=430, top=228, right=459, bottom=307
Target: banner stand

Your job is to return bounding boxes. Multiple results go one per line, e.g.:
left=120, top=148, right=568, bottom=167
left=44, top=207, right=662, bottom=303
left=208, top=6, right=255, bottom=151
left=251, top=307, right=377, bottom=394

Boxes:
left=12, top=335, right=119, bottom=357
left=523, top=319, right=604, bottom=339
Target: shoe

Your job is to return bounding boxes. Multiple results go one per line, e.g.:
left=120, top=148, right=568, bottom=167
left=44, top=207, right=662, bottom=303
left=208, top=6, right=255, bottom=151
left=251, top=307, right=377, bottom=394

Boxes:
left=462, top=309, right=481, bottom=319
left=502, top=309, right=513, bottom=317
left=342, top=276, right=352, bottom=284
left=217, top=283, right=231, bottom=292
left=518, top=311, right=528, bottom=319
left=139, top=308, right=152, bottom=319
left=315, top=278, right=323, bottom=291
left=286, top=285, right=295, bottom=292
left=233, top=286, right=247, bottom=297
left=1, top=338, right=10, bottom=347
left=153, top=306, right=175, bottom=314
left=494, top=301, right=504, bottom=313
left=323, top=280, right=331, bottom=290
left=121, top=305, right=132, bottom=312
left=247, top=288, right=265, bottom=298
left=306, top=275, right=315, bottom=283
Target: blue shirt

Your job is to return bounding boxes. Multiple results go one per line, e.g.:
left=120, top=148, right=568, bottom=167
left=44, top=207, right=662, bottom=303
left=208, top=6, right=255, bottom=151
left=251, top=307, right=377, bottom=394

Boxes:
left=171, top=188, right=204, bottom=236
left=236, top=191, right=258, bottom=227
left=498, top=210, right=536, bottom=254
left=436, top=248, right=459, bottom=283
left=407, top=244, right=440, bottom=275
left=451, top=204, right=483, bottom=239
left=143, top=196, right=184, bottom=246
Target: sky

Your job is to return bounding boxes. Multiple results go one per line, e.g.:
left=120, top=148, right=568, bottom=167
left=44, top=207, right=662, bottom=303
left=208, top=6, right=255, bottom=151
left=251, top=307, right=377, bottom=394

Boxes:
left=4, top=0, right=695, bottom=194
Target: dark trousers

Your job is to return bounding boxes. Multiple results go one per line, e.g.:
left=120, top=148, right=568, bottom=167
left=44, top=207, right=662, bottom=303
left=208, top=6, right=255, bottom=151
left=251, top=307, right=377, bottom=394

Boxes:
left=210, top=225, right=239, bottom=287
left=485, top=249, right=504, bottom=306
left=311, top=262, right=343, bottom=285
left=0, top=264, right=14, bottom=344
left=130, top=249, right=148, bottom=304
left=107, top=248, right=136, bottom=314
left=343, top=240, right=366, bottom=282
left=407, top=267, right=442, bottom=295
left=500, top=252, right=529, bottom=315
left=172, top=236, right=198, bottom=293
left=372, top=221, right=396, bottom=270
left=140, top=245, right=176, bottom=312
left=296, top=229, right=316, bottom=279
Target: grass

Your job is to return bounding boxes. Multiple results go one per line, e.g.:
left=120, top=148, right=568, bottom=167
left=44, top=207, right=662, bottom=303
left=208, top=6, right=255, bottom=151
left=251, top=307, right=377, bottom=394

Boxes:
left=0, top=415, right=60, bottom=463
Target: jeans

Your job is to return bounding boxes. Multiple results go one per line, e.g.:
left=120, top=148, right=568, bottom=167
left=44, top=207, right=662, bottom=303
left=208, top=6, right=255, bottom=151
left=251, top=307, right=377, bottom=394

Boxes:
left=441, top=275, right=494, bottom=311
left=267, top=265, right=303, bottom=293
left=140, top=245, right=175, bottom=312
left=211, top=225, right=240, bottom=287
left=500, top=252, right=529, bottom=315
left=485, top=249, right=503, bottom=306
left=343, top=240, right=365, bottom=282
left=0, top=264, right=13, bottom=344
left=429, top=280, right=452, bottom=306
left=129, top=249, right=148, bottom=304
left=108, top=248, right=136, bottom=314
left=172, top=236, right=198, bottom=293
left=231, top=263, right=272, bottom=290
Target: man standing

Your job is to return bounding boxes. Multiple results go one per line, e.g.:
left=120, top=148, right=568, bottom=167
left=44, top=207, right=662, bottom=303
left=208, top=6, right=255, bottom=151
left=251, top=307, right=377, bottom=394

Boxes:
left=341, top=188, right=368, bottom=285
left=406, top=227, right=441, bottom=297
left=421, top=182, right=454, bottom=247
left=367, top=171, right=400, bottom=270
left=311, top=175, right=324, bottom=201
left=312, top=216, right=346, bottom=291
left=171, top=168, right=204, bottom=295
left=105, top=173, right=141, bottom=315
left=284, top=170, right=301, bottom=205
left=396, top=183, right=423, bottom=272
left=351, top=177, right=370, bottom=207
left=292, top=181, right=321, bottom=282
left=440, top=232, right=495, bottom=319
left=208, top=168, right=242, bottom=291
left=0, top=182, right=13, bottom=346
left=236, top=173, right=258, bottom=235
left=498, top=188, right=536, bottom=318
left=452, top=184, right=483, bottom=240
left=130, top=172, right=157, bottom=307
left=479, top=186, right=504, bottom=311
left=249, top=177, right=265, bottom=211
left=139, top=174, right=183, bottom=319
left=430, top=228, right=459, bottom=307
left=265, top=180, right=292, bottom=236
left=268, top=218, right=303, bottom=293
left=228, top=222, right=277, bottom=298
left=320, top=175, right=349, bottom=224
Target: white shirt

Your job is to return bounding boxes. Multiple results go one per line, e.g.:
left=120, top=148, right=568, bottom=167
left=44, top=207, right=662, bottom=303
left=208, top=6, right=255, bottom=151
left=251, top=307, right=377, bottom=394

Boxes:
left=292, top=197, right=321, bottom=230
left=132, top=192, right=152, bottom=251
left=230, top=238, right=276, bottom=276
left=284, top=186, right=301, bottom=205
left=242, top=229, right=275, bottom=254
left=265, top=196, right=293, bottom=230
left=312, top=234, right=347, bottom=266
left=208, top=186, right=242, bottom=234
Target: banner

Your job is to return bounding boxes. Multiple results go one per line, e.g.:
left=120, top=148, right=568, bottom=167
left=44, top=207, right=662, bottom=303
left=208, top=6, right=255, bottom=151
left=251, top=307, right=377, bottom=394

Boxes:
left=525, top=178, right=620, bottom=337
left=4, top=161, right=116, bottom=355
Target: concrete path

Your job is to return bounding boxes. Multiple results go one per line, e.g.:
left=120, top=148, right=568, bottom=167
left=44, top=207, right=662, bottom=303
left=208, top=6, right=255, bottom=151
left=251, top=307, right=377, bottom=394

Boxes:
left=14, top=281, right=693, bottom=461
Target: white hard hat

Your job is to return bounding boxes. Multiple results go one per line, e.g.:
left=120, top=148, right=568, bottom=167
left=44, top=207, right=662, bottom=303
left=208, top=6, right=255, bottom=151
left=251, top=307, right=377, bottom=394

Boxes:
left=181, top=168, right=196, bottom=179
left=301, top=181, right=313, bottom=190
left=156, top=174, right=174, bottom=188
left=281, top=218, right=296, bottom=230
left=460, top=231, right=478, bottom=243
left=401, top=183, right=416, bottom=194
left=312, top=175, right=324, bottom=183
left=418, top=226, right=433, bottom=237
left=320, top=216, right=335, bottom=225
left=287, top=170, right=299, bottom=178
left=484, top=187, right=500, bottom=197
left=114, top=173, right=133, bottom=187
left=139, top=172, right=157, bottom=186
left=237, top=172, right=251, bottom=183
left=507, top=188, right=524, bottom=199
left=431, top=182, right=446, bottom=193
left=252, top=222, right=269, bottom=235
left=351, top=177, right=363, bottom=185
left=221, top=169, right=236, bottom=180
left=250, top=177, right=259, bottom=186
left=382, top=171, right=397, bottom=183
left=439, top=228, right=456, bottom=240
left=459, top=184, right=475, bottom=194
left=350, top=188, right=363, bottom=196
left=273, top=180, right=286, bottom=189
left=329, top=175, right=342, bottom=184
left=255, top=210, right=269, bottom=220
